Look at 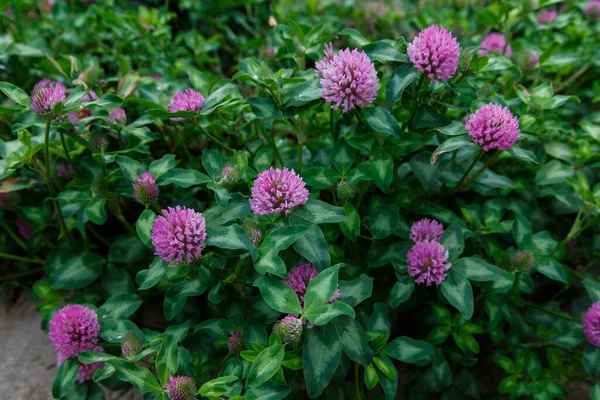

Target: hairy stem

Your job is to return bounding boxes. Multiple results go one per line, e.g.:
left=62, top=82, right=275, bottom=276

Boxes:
left=451, top=148, right=484, bottom=194
left=44, top=120, right=74, bottom=245
left=0, top=253, right=44, bottom=266
left=193, top=119, right=234, bottom=153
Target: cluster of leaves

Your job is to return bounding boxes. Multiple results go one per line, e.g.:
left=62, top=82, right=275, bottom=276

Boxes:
left=1, top=0, right=600, bottom=399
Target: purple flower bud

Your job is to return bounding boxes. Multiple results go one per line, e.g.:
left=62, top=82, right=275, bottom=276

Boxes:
left=132, top=172, right=158, bottom=206
left=585, top=0, right=600, bottom=17
left=537, top=10, right=557, bottom=23
left=273, top=315, right=303, bottom=344
left=478, top=33, right=512, bottom=57
left=514, top=251, right=535, bottom=271
left=108, top=107, right=127, bottom=126
left=121, top=331, right=143, bottom=360
left=30, top=79, right=67, bottom=119
left=151, top=206, right=207, bottom=265
left=228, top=330, right=245, bottom=354
left=407, top=240, right=452, bottom=286
left=165, top=375, right=197, bottom=400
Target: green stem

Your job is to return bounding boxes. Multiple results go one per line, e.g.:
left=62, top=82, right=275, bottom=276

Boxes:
left=212, top=353, right=233, bottom=379
left=520, top=300, right=572, bottom=321
left=406, top=74, right=426, bottom=132
left=268, top=127, right=284, bottom=167
left=193, top=120, right=234, bottom=153
left=44, top=120, right=74, bottom=246
left=551, top=213, right=600, bottom=257
left=58, top=130, right=77, bottom=173
left=330, top=108, right=335, bottom=137
left=108, top=198, right=136, bottom=236
left=175, top=129, right=194, bottom=164
left=0, top=267, right=44, bottom=282
left=2, top=222, right=28, bottom=252
left=297, top=142, right=303, bottom=173
left=451, top=148, right=484, bottom=194
left=456, top=150, right=500, bottom=192
left=10, top=0, right=23, bottom=41
left=354, top=363, right=362, bottom=400
left=0, top=253, right=43, bottom=266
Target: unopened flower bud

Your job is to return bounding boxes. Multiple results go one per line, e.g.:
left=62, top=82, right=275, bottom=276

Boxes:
left=121, top=331, right=143, bottom=360
left=273, top=315, right=303, bottom=344
left=336, top=181, right=356, bottom=201
left=228, top=330, right=244, bottom=354
left=133, top=172, right=158, bottom=206
left=514, top=251, right=535, bottom=271
left=165, top=375, right=197, bottom=400
left=30, top=79, right=67, bottom=119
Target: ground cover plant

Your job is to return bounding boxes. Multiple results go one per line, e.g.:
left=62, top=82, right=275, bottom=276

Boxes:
left=1, top=0, right=600, bottom=399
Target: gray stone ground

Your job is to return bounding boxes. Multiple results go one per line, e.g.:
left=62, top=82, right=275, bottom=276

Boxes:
left=0, top=295, right=141, bottom=400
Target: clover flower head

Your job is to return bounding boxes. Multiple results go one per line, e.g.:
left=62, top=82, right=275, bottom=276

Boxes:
left=169, top=89, right=205, bottom=121
left=133, top=172, right=158, bottom=206
left=465, top=103, right=520, bottom=151
left=478, top=33, right=512, bottom=57
left=537, top=10, right=557, bottom=23
left=49, top=304, right=100, bottom=358
left=410, top=218, right=444, bottom=243
left=585, top=0, right=600, bottom=17
left=273, top=315, right=303, bottom=343
left=30, top=79, right=67, bottom=118
left=408, top=24, right=460, bottom=82
left=108, top=107, right=127, bottom=125
left=249, top=167, right=309, bottom=216
left=165, top=375, right=197, bottom=400
left=407, top=240, right=451, bottom=286
left=320, top=48, right=379, bottom=113
left=584, top=301, right=600, bottom=347
left=151, top=206, right=207, bottom=264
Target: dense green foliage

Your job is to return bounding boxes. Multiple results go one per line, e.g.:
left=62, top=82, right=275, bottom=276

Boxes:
left=1, top=0, right=600, bottom=399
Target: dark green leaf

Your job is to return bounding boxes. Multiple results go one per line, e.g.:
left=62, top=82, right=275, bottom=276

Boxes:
left=364, top=107, right=402, bottom=138
left=52, top=357, right=78, bottom=399
left=386, top=64, right=416, bottom=110
left=156, top=168, right=211, bottom=188
left=254, top=277, right=303, bottom=314
left=247, top=344, right=285, bottom=387
left=384, top=336, right=435, bottom=363
left=106, top=359, right=162, bottom=393
left=303, top=324, right=341, bottom=398
left=136, top=209, right=156, bottom=248
left=440, top=269, right=474, bottom=320
left=49, top=252, right=105, bottom=289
